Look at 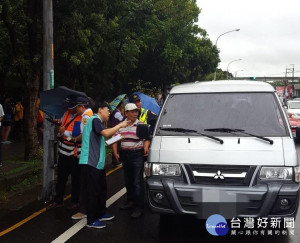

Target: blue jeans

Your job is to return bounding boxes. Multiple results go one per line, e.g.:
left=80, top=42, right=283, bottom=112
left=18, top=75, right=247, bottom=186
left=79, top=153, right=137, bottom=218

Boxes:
left=120, top=150, right=145, bottom=208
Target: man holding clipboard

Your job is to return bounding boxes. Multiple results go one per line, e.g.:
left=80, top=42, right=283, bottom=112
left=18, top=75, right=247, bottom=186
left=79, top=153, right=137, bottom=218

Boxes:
left=78, top=101, right=128, bottom=229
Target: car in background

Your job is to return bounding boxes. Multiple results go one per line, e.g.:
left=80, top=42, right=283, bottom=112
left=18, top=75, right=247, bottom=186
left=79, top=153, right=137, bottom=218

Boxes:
left=288, top=113, right=300, bottom=141
left=286, top=100, right=300, bottom=119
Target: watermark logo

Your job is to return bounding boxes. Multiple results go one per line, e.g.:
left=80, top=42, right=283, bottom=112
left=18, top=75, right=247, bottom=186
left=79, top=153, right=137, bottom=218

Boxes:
left=206, top=214, right=229, bottom=236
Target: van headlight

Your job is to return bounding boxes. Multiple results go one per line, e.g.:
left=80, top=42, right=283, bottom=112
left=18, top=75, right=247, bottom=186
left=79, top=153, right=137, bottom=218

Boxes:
left=295, top=167, right=300, bottom=182
left=259, top=167, right=293, bottom=180
left=152, top=163, right=181, bottom=176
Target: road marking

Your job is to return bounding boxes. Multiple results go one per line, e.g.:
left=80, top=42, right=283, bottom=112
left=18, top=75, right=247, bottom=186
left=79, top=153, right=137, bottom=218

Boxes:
left=0, top=165, right=123, bottom=237
left=51, top=187, right=126, bottom=243
left=0, top=208, right=46, bottom=237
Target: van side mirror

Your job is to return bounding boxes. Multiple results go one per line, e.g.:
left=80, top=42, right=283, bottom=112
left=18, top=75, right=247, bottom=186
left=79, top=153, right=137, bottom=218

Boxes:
left=137, top=124, right=151, bottom=140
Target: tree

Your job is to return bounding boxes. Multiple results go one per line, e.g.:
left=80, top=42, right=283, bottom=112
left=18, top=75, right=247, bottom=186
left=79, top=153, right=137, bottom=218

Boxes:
left=0, top=0, right=221, bottom=161
left=205, top=68, right=228, bottom=81
left=53, top=0, right=219, bottom=98
left=128, top=0, right=219, bottom=92
left=0, top=0, right=41, bottom=160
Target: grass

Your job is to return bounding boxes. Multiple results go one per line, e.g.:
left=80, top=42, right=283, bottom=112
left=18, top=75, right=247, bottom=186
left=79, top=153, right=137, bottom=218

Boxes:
left=0, top=160, right=41, bottom=177
left=0, top=160, right=42, bottom=202
left=9, top=172, right=41, bottom=192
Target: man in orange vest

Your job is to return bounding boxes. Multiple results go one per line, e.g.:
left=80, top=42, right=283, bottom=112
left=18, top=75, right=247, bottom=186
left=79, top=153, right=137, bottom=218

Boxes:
left=53, top=95, right=82, bottom=208
left=73, top=97, right=93, bottom=158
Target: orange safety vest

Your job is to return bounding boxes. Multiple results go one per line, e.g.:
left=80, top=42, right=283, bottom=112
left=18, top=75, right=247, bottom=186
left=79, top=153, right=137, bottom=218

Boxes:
left=58, top=111, right=82, bottom=157
left=76, top=108, right=94, bottom=157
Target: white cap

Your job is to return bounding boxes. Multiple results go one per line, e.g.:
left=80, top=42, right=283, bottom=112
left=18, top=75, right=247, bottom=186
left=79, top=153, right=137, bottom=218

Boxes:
left=125, top=103, right=138, bottom=111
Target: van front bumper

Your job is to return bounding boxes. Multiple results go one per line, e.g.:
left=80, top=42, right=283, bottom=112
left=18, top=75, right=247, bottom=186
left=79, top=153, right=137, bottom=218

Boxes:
left=147, top=177, right=300, bottom=219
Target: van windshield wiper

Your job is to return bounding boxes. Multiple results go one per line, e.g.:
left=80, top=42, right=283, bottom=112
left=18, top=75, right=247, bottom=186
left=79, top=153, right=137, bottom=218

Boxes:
left=159, top=127, right=224, bottom=144
left=204, top=128, right=274, bottom=145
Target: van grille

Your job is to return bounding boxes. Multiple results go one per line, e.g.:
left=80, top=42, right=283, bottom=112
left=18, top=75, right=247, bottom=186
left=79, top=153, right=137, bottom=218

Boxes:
left=185, top=164, right=256, bottom=186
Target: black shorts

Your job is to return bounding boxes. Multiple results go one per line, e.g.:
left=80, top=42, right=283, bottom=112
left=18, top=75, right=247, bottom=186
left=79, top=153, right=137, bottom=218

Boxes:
left=2, top=120, right=13, bottom=126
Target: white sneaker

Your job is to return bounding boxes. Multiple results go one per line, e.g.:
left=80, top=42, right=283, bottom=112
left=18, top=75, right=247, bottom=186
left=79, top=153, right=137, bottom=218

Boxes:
left=72, top=212, right=87, bottom=220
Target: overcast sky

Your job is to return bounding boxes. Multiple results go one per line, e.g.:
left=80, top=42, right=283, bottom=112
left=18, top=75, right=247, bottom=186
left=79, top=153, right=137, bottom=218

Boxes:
left=196, top=0, right=300, bottom=78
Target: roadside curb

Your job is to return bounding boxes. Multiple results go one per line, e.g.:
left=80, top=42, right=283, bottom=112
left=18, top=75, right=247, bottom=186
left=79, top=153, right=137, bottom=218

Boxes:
left=0, top=154, right=113, bottom=199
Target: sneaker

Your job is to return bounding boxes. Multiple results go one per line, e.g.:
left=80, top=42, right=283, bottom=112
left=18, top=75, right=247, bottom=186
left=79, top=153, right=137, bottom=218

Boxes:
left=72, top=212, right=87, bottom=220
left=86, top=220, right=106, bottom=229
left=130, top=207, right=143, bottom=219
left=100, top=213, right=115, bottom=221
left=119, top=201, right=134, bottom=210
left=2, top=140, right=12, bottom=144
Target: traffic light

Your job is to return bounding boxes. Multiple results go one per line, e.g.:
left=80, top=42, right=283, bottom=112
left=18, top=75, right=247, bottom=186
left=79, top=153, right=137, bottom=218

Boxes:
left=251, top=76, right=256, bottom=80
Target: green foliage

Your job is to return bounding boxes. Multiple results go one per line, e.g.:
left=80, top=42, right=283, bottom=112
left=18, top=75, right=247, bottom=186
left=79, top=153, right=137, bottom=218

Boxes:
left=0, top=1, right=220, bottom=159
left=0, top=160, right=42, bottom=200
left=52, top=0, right=219, bottom=98
left=0, top=160, right=42, bottom=178
left=1, top=0, right=219, bottom=100
left=128, top=79, right=159, bottom=97
left=205, top=69, right=228, bottom=81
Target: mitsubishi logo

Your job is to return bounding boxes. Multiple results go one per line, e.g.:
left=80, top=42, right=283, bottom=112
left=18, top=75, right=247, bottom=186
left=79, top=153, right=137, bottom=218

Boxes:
left=214, top=170, right=225, bottom=180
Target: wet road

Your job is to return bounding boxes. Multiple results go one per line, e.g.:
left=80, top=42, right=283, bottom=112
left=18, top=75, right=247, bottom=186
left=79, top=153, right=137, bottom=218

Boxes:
left=1, top=144, right=300, bottom=242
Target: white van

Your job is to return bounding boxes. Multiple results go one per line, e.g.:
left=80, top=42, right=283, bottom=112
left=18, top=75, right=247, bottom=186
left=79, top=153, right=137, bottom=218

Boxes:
left=139, top=80, right=300, bottom=219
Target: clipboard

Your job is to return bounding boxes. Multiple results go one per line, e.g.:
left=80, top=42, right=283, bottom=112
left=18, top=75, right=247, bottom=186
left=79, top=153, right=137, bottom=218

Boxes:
left=105, top=134, right=124, bottom=146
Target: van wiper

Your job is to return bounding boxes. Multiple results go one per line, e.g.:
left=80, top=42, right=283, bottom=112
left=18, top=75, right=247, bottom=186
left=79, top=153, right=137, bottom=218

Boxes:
left=204, top=128, right=274, bottom=145
left=159, top=127, right=224, bottom=144
left=159, top=127, right=197, bottom=133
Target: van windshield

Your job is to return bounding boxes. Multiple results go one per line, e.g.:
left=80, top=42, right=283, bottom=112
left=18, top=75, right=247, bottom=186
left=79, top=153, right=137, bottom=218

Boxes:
left=157, top=92, right=288, bottom=137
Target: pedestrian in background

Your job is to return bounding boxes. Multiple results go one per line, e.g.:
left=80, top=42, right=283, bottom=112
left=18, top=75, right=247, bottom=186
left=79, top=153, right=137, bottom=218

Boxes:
left=12, top=97, right=23, bottom=141
left=109, top=101, right=124, bottom=167
left=1, top=97, right=13, bottom=144
left=0, top=103, right=4, bottom=166
left=79, top=101, right=128, bottom=229
left=112, top=103, right=150, bottom=218
left=156, top=92, right=164, bottom=108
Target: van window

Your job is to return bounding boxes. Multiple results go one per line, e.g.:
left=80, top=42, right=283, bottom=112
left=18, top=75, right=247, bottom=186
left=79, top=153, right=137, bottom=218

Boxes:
left=157, top=92, right=288, bottom=137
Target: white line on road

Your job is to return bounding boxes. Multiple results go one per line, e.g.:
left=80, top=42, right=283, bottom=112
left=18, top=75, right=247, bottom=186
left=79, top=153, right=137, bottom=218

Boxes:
left=51, top=187, right=126, bottom=243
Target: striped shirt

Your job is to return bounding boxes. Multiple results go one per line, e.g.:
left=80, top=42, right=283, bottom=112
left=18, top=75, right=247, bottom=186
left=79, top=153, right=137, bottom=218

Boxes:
left=115, top=119, right=144, bottom=151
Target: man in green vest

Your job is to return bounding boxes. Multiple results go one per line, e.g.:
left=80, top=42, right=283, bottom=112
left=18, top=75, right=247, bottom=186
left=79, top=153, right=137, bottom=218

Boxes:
left=79, top=101, right=128, bottom=229
left=128, top=94, right=157, bottom=131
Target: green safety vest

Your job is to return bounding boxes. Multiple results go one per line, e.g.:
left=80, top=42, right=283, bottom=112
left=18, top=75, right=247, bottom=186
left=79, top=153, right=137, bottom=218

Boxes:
left=139, top=108, right=148, bottom=124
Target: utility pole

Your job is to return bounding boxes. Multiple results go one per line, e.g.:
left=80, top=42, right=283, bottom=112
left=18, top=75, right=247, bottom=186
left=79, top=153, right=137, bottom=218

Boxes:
left=291, top=64, right=295, bottom=83
left=41, top=0, right=55, bottom=201
left=284, top=67, right=288, bottom=99
left=285, top=64, right=295, bottom=99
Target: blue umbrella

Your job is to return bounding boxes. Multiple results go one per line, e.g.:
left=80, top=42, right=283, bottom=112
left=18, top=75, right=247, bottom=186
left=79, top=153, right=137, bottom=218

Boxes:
left=39, top=86, right=89, bottom=119
left=133, top=92, right=161, bottom=115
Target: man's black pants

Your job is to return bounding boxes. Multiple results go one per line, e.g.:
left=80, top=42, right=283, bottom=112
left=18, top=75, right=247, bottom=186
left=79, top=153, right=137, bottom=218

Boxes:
left=54, top=155, right=80, bottom=204
left=120, top=149, right=145, bottom=208
left=80, top=164, right=107, bottom=224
